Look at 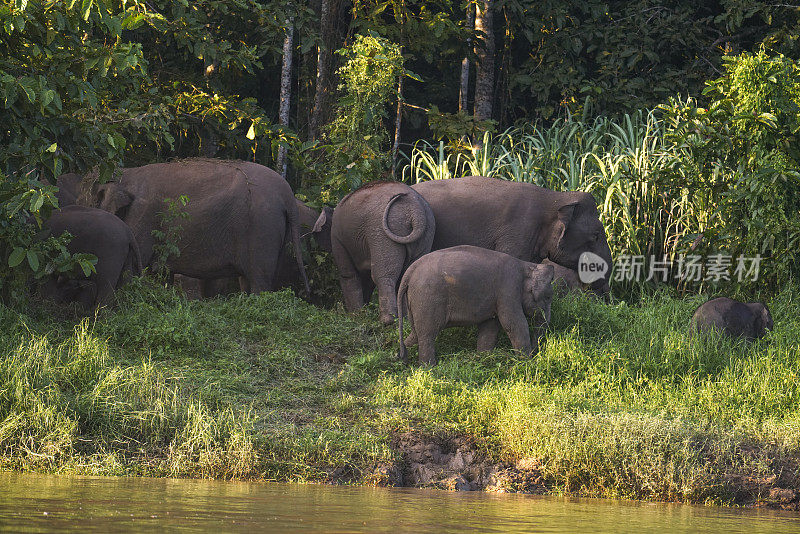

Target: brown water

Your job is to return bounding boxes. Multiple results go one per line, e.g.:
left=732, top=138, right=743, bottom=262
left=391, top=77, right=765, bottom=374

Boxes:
left=0, top=471, right=798, bottom=532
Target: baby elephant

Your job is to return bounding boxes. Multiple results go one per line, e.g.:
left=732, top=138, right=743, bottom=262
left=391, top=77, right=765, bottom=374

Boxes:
left=397, top=245, right=555, bottom=366
left=690, top=297, right=773, bottom=340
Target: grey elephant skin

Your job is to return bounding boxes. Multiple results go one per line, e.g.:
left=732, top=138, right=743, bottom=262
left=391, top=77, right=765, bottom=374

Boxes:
left=181, top=199, right=329, bottom=298
left=397, top=245, right=554, bottom=366
left=319, top=181, right=435, bottom=325
left=541, top=259, right=589, bottom=297
left=42, top=205, right=142, bottom=307
left=88, top=159, right=309, bottom=295
left=54, top=173, right=83, bottom=206
left=690, top=297, right=773, bottom=340
left=411, top=176, right=612, bottom=295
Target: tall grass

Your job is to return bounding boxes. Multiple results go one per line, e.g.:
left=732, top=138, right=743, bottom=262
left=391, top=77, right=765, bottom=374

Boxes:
left=4, top=283, right=799, bottom=505
left=401, top=110, right=715, bottom=288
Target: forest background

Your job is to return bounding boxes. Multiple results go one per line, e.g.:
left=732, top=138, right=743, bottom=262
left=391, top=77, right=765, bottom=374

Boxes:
left=2, top=0, right=800, bottom=299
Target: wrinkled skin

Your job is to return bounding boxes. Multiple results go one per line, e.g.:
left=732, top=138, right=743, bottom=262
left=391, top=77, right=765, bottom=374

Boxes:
left=397, top=245, right=554, bottom=366
left=690, top=297, right=773, bottom=340
left=412, top=176, right=612, bottom=296
left=42, top=205, right=142, bottom=307
left=178, top=199, right=330, bottom=299
left=319, top=181, right=435, bottom=325
left=87, top=159, right=309, bottom=295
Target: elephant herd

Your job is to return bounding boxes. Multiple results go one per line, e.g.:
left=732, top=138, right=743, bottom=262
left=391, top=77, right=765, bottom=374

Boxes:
left=42, top=157, right=769, bottom=365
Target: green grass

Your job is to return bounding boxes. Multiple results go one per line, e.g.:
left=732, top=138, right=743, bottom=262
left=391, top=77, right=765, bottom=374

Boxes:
left=2, top=280, right=799, bottom=505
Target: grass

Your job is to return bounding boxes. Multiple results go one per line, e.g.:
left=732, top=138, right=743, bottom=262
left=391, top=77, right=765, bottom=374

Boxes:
left=2, top=279, right=800, bottom=505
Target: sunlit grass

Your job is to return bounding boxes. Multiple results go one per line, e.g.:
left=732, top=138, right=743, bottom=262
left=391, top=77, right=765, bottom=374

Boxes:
left=1, top=280, right=799, bottom=504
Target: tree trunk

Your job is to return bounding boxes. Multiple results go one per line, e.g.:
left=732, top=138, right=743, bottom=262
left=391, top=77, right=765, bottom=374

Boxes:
left=392, top=74, right=403, bottom=179
left=277, top=19, right=294, bottom=178
left=459, top=4, right=474, bottom=113
left=473, top=0, right=494, bottom=122
left=309, top=0, right=332, bottom=141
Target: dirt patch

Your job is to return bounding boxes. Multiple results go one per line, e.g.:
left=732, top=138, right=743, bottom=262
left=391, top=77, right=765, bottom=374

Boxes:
left=364, top=432, right=546, bottom=493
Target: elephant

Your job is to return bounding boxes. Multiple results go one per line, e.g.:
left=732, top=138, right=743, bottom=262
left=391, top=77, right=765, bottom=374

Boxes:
left=42, top=205, right=142, bottom=307
left=316, top=181, right=435, bottom=325
left=86, top=159, right=309, bottom=295
left=411, top=176, right=612, bottom=296
left=397, top=245, right=555, bottom=366
left=542, top=259, right=589, bottom=297
left=690, top=297, right=773, bottom=340
left=176, top=199, right=330, bottom=299
left=54, top=173, right=83, bottom=206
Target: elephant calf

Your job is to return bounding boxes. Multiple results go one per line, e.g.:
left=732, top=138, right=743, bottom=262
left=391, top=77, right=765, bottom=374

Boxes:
left=690, top=297, right=773, bottom=340
left=318, top=181, right=435, bottom=325
left=42, top=205, right=142, bottom=307
left=397, top=245, right=555, bottom=366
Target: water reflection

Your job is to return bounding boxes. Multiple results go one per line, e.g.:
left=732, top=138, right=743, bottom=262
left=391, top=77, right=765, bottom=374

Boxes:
left=1, top=472, right=798, bottom=533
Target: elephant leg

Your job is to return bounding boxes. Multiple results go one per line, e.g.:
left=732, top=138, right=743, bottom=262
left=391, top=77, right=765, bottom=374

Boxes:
left=498, top=306, right=534, bottom=356
left=411, top=310, right=442, bottom=367
left=332, top=239, right=365, bottom=312
left=476, top=319, right=501, bottom=351
left=93, top=258, right=122, bottom=307
left=371, top=253, right=405, bottom=326
left=244, top=240, right=281, bottom=295
left=361, top=274, right=375, bottom=305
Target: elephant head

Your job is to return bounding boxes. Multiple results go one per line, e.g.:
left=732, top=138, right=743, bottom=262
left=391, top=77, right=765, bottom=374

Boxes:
left=545, top=192, right=611, bottom=296
left=311, top=206, right=334, bottom=253
left=749, top=302, right=774, bottom=337
left=94, top=182, right=134, bottom=218
left=523, top=262, right=555, bottom=324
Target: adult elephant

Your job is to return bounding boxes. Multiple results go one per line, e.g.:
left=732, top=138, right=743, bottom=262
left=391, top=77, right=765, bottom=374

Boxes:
left=411, top=176, right=612, bottom=295
left=182, top=198, right=330, bottom=299
left=315, top=181, right=435, bottom=325
left=42, top=205, right=142, bottom=307
left=88, top=159, right=309, bottom=295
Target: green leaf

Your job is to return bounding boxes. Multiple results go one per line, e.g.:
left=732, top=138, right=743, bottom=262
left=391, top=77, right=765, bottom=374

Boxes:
left=246, top=123, right=256, bottom=140
left=26, top=250, right=39, bottom=271
left=8, top=248, right=25, bottom=267
left=82, top=0, right=93, bottom=20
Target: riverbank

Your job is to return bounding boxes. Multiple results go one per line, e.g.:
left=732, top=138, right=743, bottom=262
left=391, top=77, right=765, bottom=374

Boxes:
left=2, top=281, right=799, bottom=509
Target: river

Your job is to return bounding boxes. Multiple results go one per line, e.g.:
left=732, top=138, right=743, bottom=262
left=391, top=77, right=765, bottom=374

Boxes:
left=1, top=472, right=798, bottom=532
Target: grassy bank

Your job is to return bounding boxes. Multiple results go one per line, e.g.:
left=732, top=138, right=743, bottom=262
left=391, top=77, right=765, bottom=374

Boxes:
left=2, top=281, right=799, bottom=507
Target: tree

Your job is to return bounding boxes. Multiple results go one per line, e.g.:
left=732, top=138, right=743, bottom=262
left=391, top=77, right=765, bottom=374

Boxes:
left=309, top=0, right=333, bottom=141
left=277, top=19, right=295, bottom=178
left=459, top=3, right=474, bottom=113
left=473, top=0, right=494, bottom=121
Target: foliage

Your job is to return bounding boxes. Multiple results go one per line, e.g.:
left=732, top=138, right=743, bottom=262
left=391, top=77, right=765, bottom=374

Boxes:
left=0, top=1, right=165, bottom=304
left=150, top=195, right=190, bottom=278
left=661, top=49, right=800, bottom=290
left=322, top=34, right=406, bottom=199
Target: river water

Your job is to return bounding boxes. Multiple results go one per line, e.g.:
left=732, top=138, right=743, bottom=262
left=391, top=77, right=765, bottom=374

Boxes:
left=0, top=472, right=798, bottom=532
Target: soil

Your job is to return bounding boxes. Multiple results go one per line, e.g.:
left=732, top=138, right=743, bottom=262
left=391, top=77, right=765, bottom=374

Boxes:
left=346, top=431, right=800, bottom=511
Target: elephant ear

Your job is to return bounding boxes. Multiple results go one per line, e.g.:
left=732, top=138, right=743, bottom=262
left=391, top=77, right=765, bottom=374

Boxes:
left=526, top=263, right=555, bottom=302
left=312, top=207, right=330, bottom=233
left=751, top=303, right=773, bottom=334
left=554, top=201, right=580, bottom=251
left=311, top=207, right=334, bottom=253
left=96, top=183, right=133, bottom=216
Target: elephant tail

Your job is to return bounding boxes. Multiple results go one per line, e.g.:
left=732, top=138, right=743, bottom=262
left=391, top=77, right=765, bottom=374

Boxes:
left=125, top=230, right=143, bottom=277
left=382, top=193, right=428, bottom=245
left=287, top=203, right=311, bottom=297
left=397, top=275, right=409, bottom=364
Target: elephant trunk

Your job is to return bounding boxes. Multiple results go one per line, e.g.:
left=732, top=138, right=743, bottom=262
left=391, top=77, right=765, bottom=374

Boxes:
left=397, top=277, right=409, bottom=363
left=382, top=193, right=427, bottom=245
left=289, top=208, right=311, bottom=297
